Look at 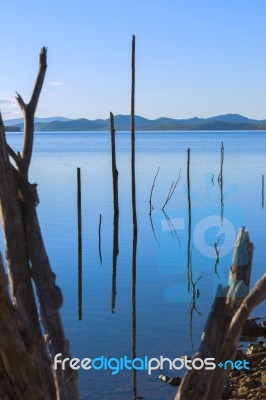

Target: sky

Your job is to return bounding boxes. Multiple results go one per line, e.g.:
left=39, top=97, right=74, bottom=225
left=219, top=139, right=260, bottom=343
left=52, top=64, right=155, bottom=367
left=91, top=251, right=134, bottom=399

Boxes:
left=1, top=0, right=266, bottom=121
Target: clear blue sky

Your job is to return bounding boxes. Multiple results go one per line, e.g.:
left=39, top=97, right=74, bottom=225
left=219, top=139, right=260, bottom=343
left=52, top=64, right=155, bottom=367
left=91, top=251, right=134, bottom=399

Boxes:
left=1, top=0, right=266, bottom=120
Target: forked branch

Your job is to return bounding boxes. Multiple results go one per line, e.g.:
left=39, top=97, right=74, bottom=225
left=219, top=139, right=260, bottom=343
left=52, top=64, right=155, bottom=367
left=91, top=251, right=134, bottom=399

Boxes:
left=15, top=47, right=47, bottom=177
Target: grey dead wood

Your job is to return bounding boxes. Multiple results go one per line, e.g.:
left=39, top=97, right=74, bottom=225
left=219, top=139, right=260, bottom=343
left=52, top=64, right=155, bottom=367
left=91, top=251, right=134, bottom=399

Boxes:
left=0, top=254, right=56, bottom=400
left=175, top=227, right=265, bottom=400
left=0, top=48, right=79, bottom=399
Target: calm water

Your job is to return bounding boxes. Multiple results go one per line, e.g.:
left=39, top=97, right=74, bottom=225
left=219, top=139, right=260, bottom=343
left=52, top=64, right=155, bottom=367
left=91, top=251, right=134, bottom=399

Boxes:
left=4, top=131, right=266, bottom=399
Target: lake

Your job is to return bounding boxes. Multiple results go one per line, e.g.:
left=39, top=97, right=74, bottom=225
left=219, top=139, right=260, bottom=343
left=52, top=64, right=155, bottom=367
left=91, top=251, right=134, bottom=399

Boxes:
left=3, top=130, right=266, bottom=400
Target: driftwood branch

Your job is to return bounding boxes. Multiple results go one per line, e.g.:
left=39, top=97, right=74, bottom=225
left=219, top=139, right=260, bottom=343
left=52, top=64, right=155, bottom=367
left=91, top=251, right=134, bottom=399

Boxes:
left=161, top=169, right=181, bottom=211
left=0, top=49, right=79, bottom=399
left=16, top=47, right=47, bottom=177
left=149, top=166, right=160, bottom=216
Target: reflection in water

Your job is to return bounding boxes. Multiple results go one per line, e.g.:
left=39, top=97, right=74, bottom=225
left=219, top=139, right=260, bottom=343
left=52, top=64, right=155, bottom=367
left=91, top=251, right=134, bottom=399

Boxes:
left=189, top=261, right=203, bottom=348
left=77, top=167, right=82, bottom=321
left=186, top=149, right=202, bottom=346
left=111, top=214, right=119, bottom=313
left=213, top=239, right=220, bottom=277
left=132, top=229, right=137, bottom=400
left=262, top=174, right=264, bottom=209
left=162, top=210, right=181, bottom=250
left=187, top=149, right=192, bottom=292
left=149, top=167, right=160, bottom=246
left=98, top=214, right=102, bottom=265
left=218, top=142, right=224, bottom=225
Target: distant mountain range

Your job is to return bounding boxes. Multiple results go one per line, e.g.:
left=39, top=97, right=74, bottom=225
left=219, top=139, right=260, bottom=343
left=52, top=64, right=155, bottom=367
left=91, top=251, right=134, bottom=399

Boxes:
left=4, top=114, right=266, bottom=131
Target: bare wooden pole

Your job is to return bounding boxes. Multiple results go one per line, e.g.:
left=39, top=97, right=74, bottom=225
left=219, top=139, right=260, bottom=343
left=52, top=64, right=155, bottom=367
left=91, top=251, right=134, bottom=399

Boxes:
left=131, top=34, right=138, bottom=400
left=218, top=142, right=224, bottom=224
left=77, top=167, right=82, bottom=320
left=110, top=112, right=119, bottom=311
left=149, top=166, right=160, bottom=216
left=110, top=112, right=119, bottom=217
left=131, top=35, right=137, bottom=236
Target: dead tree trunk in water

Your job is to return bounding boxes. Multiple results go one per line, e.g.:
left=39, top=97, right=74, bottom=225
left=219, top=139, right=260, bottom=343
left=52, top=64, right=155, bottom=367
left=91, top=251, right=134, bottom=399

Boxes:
left=0, top=48, right=79, bottom=400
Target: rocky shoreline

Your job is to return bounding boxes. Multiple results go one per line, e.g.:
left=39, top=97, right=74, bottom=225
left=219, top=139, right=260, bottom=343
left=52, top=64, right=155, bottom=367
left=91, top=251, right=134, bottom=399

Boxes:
left=221, top=339, right=266, bottom=400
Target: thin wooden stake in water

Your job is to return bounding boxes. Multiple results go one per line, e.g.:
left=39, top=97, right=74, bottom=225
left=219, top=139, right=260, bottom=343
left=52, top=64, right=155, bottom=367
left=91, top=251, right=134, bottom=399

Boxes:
left=110, top=112, right=119, bottom=312
left=98, top=214, right=102, bottom=265
left=149, top=166, right=160, bottom=216
left=262, top=174, right=264, bottom=209
left=110, top=112, right=119, bottom=217
left=218, top=142, right=224, bottom=224
left=77, top=167, right=82, bottom=320
left=131, top=34, right=138, bottom=400
left=131, top=35, right=137, bottom=236
left=187, top=148, right=192, bottom=292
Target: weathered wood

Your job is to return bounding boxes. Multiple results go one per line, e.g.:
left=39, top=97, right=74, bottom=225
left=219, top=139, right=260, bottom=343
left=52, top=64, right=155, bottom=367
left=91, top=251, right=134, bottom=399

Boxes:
left=77, top=167, right=82, bottom=320
left=110, top=112, right=119, bottom=218
left=218, top=141, right=224, bottom=224
left=0, top=48, right=79, bottom=399
left=16, top=47, right=47, bottom=178
left=110, top=112, right=119, bottom=312
left=131, top=35, right=137, bottom=236
left=130, top=34, right=138, bottom=399
left=0, top=254, right=56, bottom=400
left=175, top=227, right=256, bottom=400
left=161, top=169, right=181, bottom=211
left=149, top=166, right=160, bottom=216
